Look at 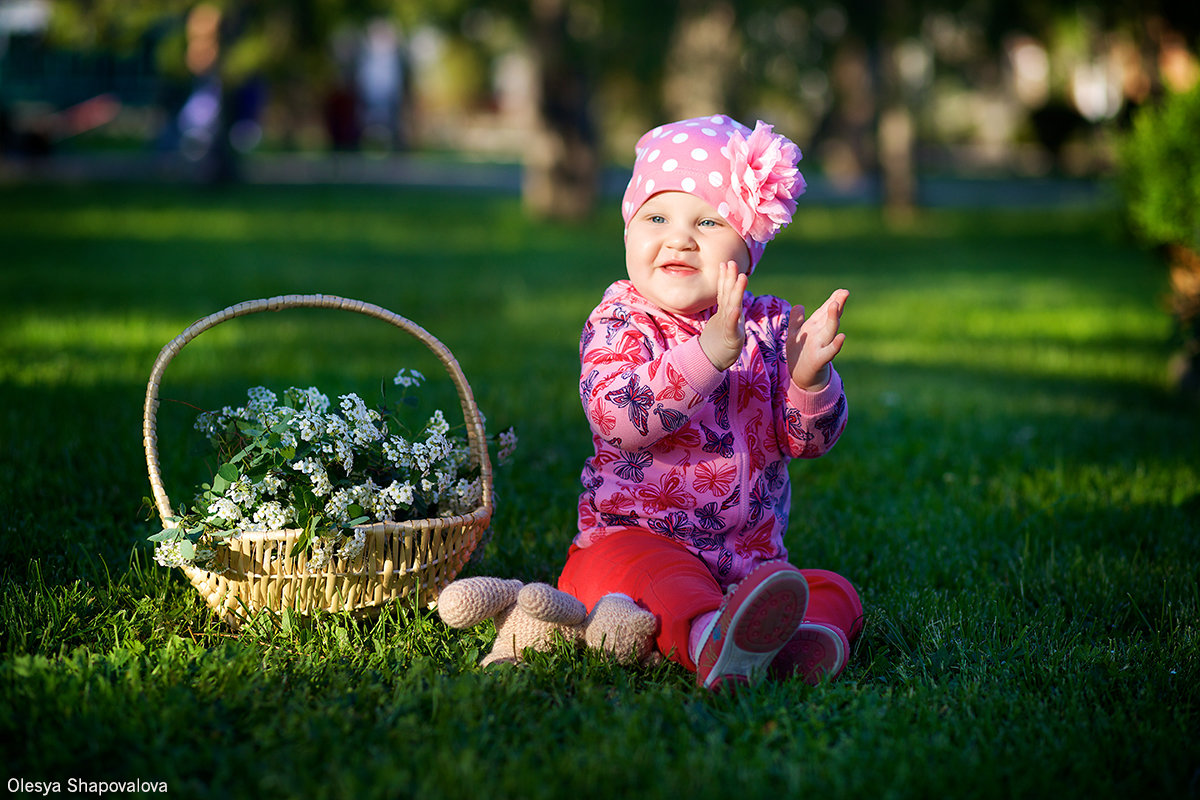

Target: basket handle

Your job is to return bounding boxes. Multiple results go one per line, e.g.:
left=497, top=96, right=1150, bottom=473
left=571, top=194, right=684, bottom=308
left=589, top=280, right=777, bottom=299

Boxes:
left=143, top=294, right=494, bottom=523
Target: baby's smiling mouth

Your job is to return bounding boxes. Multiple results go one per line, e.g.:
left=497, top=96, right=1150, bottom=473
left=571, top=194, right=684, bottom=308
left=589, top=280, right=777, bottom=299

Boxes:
left=658, top=261, right=699, bottom=274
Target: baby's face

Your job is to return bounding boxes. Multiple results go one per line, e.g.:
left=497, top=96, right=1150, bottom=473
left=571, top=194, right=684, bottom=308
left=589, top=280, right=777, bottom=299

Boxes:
left=624, top=191, right=750, bottom=316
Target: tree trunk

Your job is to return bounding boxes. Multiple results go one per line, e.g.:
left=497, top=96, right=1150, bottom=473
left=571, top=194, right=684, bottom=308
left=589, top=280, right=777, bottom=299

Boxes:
left=522, top=0, right=597, bottom=220
left=661, top=1, right=741, bottom=120
left=877, top=32, right=917, bottom=220
left=878, top=103, right=916, bottom=219
left=1168, top=245, right=1200, bottom=402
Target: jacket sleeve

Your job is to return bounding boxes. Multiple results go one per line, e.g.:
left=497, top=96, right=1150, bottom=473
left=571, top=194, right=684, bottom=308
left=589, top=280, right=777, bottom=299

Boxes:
left=779, top=366, right=847, bottom=459
left=765, top=301, right=848, bottom=459
left=579, top=308, right=725, bottom=451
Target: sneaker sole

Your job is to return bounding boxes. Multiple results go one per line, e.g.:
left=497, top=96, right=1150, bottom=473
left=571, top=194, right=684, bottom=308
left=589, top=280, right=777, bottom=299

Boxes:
left=698, top=563, right=809, bottom=689
left=789, top=623, right=847, bottom=683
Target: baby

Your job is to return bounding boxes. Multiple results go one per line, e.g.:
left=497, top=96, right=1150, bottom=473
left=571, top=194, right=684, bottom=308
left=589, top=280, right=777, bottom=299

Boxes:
left=557, top=115, right=863, bottom=690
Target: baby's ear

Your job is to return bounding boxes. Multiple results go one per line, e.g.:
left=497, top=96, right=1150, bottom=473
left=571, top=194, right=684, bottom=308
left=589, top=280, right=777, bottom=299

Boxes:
left=437, top=577, right=524, bottom=628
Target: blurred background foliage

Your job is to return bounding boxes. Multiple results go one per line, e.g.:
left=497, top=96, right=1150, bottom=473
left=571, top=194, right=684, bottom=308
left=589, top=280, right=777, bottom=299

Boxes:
left=1, top=1, right=1197, bottom=209
left=2, top=1, right=1200, bottom=389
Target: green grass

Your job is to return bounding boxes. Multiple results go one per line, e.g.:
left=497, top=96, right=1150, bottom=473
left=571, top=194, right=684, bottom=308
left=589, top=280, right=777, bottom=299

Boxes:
left=1, top=182, right=1197, bottom=799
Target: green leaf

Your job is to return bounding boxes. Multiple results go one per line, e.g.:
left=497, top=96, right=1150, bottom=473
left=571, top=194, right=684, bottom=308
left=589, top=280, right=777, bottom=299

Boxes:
left=212, top=462, right=238, bottom=494
left=245, top=462, right=269, bottom=482
left=289, top=519, right=317, bottom=558
left=229, top=442, right=256, bottom=465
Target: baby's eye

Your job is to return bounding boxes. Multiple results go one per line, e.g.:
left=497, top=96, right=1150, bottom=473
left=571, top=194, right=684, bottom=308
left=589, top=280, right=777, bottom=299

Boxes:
left=699, top=218, right=719, bottom=228
left=649, top=214, right=667, bottom=224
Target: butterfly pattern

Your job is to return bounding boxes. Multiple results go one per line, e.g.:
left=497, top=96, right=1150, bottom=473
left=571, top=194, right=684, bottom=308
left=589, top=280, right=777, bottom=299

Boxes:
left=614, top=450, right=654, bottom=482
left=700, top=422, right=735, bottom=458
left=575, top=280, right=848, bottom=587
left=605, top=373, right=655, bottom=435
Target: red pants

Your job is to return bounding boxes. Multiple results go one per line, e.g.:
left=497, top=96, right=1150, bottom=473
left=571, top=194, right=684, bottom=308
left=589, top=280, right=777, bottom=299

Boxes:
left=558, top=530, right=863, bottom=671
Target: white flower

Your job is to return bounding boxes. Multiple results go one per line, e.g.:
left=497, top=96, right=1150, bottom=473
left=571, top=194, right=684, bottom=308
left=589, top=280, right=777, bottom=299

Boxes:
left=325, top=415, right=350, bottom=440
left=292, top=411, right=323, bottom=442
left=291, top=457, right=332, bottom=497
left=194, top=410, right=220, bottom=440
left=409, top=441, right=431, bottom=474
left=351, top=422, right=383, bottom=447
left=393, top=481, right=415, bottom=506
left=246, top=386, right=278, bottom=412
left=447, top=476, right=482, bottom=513
left=426, top=409, right=450, bottom=436
left=308, top=536, right=336, bottom=570
left=260, top=470, right=287, bottom=495
left=277, top=427, right=298, bottom=449
left=252, top=500, right=291, bottom=531
left=434, top=469, right=456, bottom=495
left=339, top=393, right=381, bottom=426
left=206, top=497, right=243, bottom=524
left=333, top=438, right=354, bottom=472
left=370, top=479, right=416, bottom=519
left=325, top=481, right=375, bottom=524
left=382, top=436, right=412, bottom=469
left=153, top=540, right=191, bottom=569
left=498, top=427, right=518, bottom=464
left=285, top=386, right=331, bottom=415
left=421, top=431, right=452, bottom=469
left=392, top=368, right=425, bottom=388
left=228, top=475, right=257, bottom=507
left=339, top=528, right=368, bottom=562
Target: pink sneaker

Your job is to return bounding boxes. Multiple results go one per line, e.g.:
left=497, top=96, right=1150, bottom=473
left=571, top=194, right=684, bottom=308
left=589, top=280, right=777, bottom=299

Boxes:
left=768, top=622, right=850, bottom=684
left=695, top=562, right=809, bottom=690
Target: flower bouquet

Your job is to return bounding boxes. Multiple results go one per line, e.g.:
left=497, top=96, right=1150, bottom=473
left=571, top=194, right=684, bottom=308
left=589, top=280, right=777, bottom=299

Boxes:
left=149, top=370, right=515, bottom=573
left=142, top=295, right=500, bottom=624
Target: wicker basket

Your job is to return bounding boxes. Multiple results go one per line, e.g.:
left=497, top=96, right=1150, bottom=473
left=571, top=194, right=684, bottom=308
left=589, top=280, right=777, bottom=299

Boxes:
left=142, top=294, right=494, bottom=626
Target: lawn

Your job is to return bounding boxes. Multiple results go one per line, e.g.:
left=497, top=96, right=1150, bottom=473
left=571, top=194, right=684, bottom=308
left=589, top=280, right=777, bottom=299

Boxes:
left=0, top=181, right=1197, bottom=799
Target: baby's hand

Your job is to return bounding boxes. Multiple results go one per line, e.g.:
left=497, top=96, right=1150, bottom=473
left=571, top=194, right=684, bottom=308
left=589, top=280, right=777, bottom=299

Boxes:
left=699, top=261, right=747, bottom=371
left=787, top=289, right=848, bottom=392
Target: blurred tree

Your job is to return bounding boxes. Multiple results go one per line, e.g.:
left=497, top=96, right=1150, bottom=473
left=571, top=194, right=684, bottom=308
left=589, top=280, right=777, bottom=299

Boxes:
left=47, top=0, right=400, bottom=178
left=40, top=0, right=1200, bottom=216
left=1121, top=83, right=1200, bottom=400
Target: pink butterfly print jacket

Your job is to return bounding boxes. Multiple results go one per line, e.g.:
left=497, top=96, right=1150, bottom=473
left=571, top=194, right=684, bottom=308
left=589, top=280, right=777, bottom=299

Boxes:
left=575, top=280, right=848, bottom=587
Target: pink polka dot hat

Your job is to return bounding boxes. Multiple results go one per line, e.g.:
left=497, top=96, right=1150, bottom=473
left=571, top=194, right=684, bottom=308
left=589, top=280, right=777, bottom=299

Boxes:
left=621, top=114, right=806, bottom=271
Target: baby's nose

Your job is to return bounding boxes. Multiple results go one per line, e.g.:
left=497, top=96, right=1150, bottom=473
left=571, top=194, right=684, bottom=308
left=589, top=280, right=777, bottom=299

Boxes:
left=666, top=229, right=698, bottom=250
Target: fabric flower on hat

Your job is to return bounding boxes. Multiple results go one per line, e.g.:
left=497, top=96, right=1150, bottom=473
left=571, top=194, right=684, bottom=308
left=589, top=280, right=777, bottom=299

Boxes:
left=725, top=121, right=806, bottom=244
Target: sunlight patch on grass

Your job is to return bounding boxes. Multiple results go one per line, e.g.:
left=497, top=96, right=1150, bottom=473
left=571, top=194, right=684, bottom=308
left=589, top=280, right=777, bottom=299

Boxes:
left=0, top=311, right=188, bottom=386
left=841, top=280, right=1172, bottom=385
left=849, top=338, right=1169, bottom=385
left=3, top=310, right=185, bottom=350
left=0, top=205, right=522, bottom=254
left=0, top=309, right=414, bottom=388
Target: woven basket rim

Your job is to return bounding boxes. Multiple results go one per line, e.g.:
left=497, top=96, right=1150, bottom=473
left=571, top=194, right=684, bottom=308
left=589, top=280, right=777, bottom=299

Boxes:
left=142, top=293, right=494, bottom=524
left=180, top=505, right=493, bottom=542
